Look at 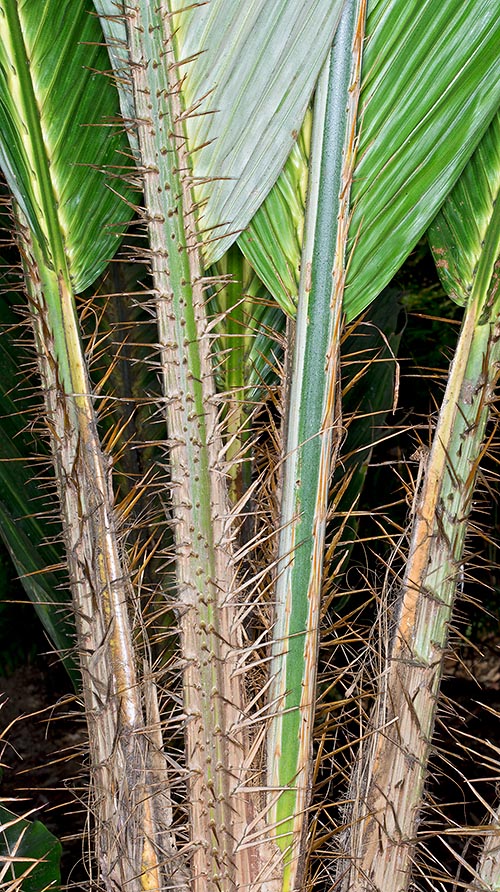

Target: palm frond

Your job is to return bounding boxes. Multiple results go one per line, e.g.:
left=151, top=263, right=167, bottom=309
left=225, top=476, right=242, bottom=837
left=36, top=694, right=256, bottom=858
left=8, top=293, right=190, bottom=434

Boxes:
left=344, top=0, right=500, bottom=320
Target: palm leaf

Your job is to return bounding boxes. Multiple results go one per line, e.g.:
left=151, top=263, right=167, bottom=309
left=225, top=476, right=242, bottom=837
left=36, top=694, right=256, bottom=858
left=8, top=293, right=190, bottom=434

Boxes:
left=242, top=0, right=499, bottom=324
left=0, top=294, right=77, bottom=686
left=237, top=110, right=311, bottom=316
left=344, top=0, right=500, bottom=320
left=0, top=804, right=61, bottom=891
left=429, top=109, right=500, bottom=306
left=166, top=0, right=348, bottom=265
left=0, top=0, right=132, bottom=295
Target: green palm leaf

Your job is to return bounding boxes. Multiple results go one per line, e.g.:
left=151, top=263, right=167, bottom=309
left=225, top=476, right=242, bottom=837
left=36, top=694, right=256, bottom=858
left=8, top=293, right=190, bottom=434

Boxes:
left=238, top=111, right=311, bottom=316
left=167, top=0, right=348, bottom=265
left=344, top=0, right=499, bottom=320
left=242, top=0, right=499, bottom=324
left=0, top=805, right=61, bottom=891
left=429, top=109, right=500, bottom=305
left=0, top=0, right=133, bottom=295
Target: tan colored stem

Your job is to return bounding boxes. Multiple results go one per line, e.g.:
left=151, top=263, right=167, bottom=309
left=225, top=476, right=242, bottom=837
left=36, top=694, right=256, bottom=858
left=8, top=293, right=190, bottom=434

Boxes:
left=21, top=226, right=183, bottom=892
left=341, top=283, right=500, bottom=892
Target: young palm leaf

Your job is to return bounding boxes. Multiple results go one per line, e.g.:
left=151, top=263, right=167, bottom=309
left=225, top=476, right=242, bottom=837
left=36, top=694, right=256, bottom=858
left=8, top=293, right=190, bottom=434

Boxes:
left=238, top=112, right=312, bottom=317
left=339, top=109, right=500, bottom=892
left=0, top=4, right=179, bottom=890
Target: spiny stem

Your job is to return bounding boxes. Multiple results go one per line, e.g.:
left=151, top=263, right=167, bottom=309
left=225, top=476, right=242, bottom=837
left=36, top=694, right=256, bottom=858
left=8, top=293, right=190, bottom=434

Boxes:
left=21, top=228, right=179, bottom=892
left=125, top=3, right=279, bottom=888
left=2, top=3, right=176, bottom=880
left=341, top=205, right=500, bottom=892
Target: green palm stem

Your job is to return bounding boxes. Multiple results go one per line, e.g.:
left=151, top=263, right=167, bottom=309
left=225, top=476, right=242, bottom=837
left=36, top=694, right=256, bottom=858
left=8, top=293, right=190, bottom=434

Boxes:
left=125, top=5, right=279, bottom=889
left=340, top=199, right=500, bottom=892
left=212, top=248, right=279, bottom=507
left=266, top=3, right=366, bottom=889
left=20, top=225, right=179, bottom=892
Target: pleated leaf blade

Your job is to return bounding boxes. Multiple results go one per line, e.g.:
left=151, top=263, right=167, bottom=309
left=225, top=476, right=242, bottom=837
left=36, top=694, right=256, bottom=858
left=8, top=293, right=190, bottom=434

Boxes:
left=343, top=0, right=500, bottom=320
left=94, top=0, right=345, bottom=267
left=0, top=0, right=134, bottom=294
left=241, top=0, right=499, bottom=324
left=429, top=109, right=500, bottom=305
left=238, top=111, right=311, bottom=315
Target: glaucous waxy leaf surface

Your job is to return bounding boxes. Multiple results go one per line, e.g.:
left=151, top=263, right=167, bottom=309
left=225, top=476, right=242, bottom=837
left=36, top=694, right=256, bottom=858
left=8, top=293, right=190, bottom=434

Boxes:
left=93, top=0, right=345, bottom=267
left=171, top=0, right=345, bottom=265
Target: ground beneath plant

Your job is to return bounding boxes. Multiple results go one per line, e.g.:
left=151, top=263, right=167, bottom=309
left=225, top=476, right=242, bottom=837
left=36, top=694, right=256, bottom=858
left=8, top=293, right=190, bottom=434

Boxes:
left=1, top=634, right=500, bottom=891
left=0, top=660, right=87, bottom=888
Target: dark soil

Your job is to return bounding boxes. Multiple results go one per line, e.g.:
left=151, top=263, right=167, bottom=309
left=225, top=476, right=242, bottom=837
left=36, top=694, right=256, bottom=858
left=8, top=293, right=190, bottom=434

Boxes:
left=0, top=659, right=88, bottom=889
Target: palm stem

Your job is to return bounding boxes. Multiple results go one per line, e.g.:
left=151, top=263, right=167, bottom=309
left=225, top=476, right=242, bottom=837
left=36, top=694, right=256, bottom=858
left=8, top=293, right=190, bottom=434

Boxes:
left=2, top=10, right=177, bottom=884
left=341, top=196, right=500, bottom=892
left=125, top=4, right=279, bottom=888
left=20, top=226, right=178, bottom=892
left=475, top=793, right=500, bottom=890
left=267, top=3, right=366, bottom=888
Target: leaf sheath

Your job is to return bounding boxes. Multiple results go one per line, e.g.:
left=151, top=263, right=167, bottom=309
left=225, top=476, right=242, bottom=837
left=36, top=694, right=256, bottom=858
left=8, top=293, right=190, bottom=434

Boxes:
left=267, top=3, right=366, bottom=888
